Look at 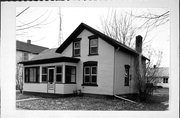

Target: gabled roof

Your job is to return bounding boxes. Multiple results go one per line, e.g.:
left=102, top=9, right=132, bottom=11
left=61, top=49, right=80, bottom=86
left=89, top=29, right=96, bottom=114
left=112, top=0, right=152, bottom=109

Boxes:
left=56, top=23, right=149, bottom=60
left=16, top=40, right=48, bottom=54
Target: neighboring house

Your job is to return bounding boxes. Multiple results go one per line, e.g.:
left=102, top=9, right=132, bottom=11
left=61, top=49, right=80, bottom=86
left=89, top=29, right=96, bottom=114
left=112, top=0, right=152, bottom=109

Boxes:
left=20, top=23, right=149, bottom=96
left=16, top=40, right=48, bottom=90
left=147, top=67, right=169, bottom=88
left=16, top=40, right=49, bottom=63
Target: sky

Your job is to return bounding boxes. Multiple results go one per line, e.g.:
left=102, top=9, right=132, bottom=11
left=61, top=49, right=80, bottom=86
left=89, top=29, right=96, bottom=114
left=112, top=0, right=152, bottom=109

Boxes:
left=16, top=7, right=170, bottom=67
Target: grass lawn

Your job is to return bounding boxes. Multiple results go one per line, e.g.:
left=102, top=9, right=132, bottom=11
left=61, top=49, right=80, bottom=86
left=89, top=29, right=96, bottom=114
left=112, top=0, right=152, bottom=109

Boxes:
left=16, top=88, right=169, bottom=110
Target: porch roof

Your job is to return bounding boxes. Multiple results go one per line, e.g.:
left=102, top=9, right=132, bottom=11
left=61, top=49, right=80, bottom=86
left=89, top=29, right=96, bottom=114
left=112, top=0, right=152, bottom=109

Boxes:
left=19, top=56, right=80, bottom=65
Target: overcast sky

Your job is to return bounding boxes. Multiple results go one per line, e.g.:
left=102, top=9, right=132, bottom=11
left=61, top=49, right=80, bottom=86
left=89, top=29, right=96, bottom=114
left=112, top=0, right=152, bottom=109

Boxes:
left=16, top=7, right=169, bottom=67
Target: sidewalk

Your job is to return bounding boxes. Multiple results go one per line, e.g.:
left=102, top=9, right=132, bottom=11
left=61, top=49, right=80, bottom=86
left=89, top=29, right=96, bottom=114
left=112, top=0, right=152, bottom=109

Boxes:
left=16, top=98, right=40, bottom=102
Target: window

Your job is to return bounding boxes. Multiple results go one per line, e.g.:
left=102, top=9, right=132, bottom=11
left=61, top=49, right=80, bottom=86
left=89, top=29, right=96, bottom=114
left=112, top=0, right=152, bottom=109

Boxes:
left=25, top=67, right=39, bottom=83
left=89, top=38, right=98, bottom=55
left=163, top=78, right=168, bottom=83
left=65, top=66, right=76, bottom=83
left=23, top=52, right=29, bottom=61
left=83, top=61, right=98, bottom=86
left=73, top=41, right=80, bottom=57
left=124, top=65, right=130, bottom=86
left=42, top=67, right=47, bottom=82
left=56, top=66, right=63, bottom=83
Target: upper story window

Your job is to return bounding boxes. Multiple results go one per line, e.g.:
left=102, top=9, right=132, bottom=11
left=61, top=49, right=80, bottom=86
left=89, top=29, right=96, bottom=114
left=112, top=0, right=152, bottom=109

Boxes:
left=73, top=38, right=81, bottom=57
left=124, top=65, right=130, bottom=86
left=88, top=35, right=98, bottom=55
left=23, top=52, right=29, bottom=61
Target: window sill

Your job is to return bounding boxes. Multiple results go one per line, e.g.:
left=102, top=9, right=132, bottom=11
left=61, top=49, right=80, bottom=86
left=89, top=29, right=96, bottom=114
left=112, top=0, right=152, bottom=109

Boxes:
left=72, top=55, right=80, bottom=57
left=88, top=53, right=99, bottom=56
left=64, top=82, right=76, bottom=84
left=81, top=84, right=98, bottom=87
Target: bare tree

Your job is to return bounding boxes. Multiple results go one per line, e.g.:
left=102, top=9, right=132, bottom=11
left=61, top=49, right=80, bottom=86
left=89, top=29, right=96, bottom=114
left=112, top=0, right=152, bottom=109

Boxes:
left=100, top=9, right=169, bottom=48
left=100, top=9, right=168, bottom=101
left=100, top=10, right=137, bottom=47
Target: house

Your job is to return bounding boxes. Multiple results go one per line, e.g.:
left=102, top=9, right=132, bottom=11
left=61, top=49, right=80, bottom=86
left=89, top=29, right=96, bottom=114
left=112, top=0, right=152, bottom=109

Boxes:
left=16, top=40, right=48, bottom=90
left=147, top=67, right=169, bottom=88
left=16, top=40, right=48, bottom=63
left=20, top=23, right=149, bottom=96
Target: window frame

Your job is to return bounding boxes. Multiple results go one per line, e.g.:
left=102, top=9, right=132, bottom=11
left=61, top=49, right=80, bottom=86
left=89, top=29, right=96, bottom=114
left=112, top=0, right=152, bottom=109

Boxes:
left=88, top=35, right=99, bottom=56
left=65, top=65, right=76, bottom=84
left=82, top=61, right=98, bottom=86
left=23, top=52, right=29, bottom=61
left=163, top=77, right=168, bottom=83
left=41, top=67, right=48, bottom=83
left=56, top=66, right=63, bottom=83
left=72, top=38, right=81, bottom=57
left=124, top=65, right=130, bottom=86
left=24, top=67, right=40, bottom=83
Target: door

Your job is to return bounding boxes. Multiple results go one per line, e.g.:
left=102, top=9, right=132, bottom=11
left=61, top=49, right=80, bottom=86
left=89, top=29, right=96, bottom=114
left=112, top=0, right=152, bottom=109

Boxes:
left=47, top=68, right=55, bottom=93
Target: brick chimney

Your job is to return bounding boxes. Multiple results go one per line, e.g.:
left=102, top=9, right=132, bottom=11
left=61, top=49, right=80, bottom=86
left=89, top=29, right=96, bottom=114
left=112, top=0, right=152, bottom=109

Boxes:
left=27, top=40, right=31, bottom=44
left=135, top=35, right=142, bottom=53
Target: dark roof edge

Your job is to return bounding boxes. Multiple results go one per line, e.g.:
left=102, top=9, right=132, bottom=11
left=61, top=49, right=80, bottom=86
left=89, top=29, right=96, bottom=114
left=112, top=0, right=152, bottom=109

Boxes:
left=19, top=56, right=80, bottom=65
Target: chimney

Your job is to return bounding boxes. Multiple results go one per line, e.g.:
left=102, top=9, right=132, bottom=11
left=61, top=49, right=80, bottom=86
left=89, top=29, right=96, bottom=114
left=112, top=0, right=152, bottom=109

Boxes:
left=27, top=40, right=31, bottom=44
left=135, top=35, right=142, bottom=53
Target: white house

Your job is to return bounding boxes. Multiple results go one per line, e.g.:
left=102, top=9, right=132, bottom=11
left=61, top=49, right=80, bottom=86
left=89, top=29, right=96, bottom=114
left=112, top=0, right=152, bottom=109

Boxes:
left=20, top=23, right=149, bottom=96
left=148, top=67, right=169, bottom=88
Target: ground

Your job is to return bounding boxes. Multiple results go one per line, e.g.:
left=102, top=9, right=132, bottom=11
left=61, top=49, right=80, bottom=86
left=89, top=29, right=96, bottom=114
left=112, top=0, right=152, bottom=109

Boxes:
left=16, top=88, right=169, bottom=110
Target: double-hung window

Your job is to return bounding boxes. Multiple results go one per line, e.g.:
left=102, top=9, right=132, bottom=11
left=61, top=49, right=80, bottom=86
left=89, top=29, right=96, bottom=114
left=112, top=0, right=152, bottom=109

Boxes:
left=88, top=35, right=98, bottom=55
left=73, top=39, right=81, bottom=57
left=163, top=78, right=168, bottom=83
left=83, top=61, right=98, bottom=86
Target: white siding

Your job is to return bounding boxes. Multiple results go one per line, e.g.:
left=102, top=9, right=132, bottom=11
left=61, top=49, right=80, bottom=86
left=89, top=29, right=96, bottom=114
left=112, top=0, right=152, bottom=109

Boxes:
left=114, top=50, right=138, bottom=95
left=62, top=29, right=115, bottom=95
left=23, top=83, right=47, bottom=93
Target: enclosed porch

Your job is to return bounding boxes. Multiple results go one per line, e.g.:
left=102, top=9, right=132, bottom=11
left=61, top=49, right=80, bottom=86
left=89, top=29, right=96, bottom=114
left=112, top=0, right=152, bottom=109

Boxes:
left=20, top=57, right=80, bottom=95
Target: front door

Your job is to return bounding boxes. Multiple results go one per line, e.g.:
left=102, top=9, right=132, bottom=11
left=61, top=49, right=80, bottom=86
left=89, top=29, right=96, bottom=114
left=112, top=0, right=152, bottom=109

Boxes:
left=47, top=68, right=55, bottom=93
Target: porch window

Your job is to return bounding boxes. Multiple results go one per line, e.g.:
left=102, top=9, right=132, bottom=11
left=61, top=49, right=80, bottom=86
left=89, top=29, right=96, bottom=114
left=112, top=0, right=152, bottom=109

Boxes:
left=25, top=67, right=39, bottom=83
left=65, top=66, right=76, bottom=83
left=124, top=65, right=130, bottom=86
left=42, top=67, right=47, bottom=82
left=56, top=66, right=63, bottom=83
left=83, top=61, right=98, bottom=86
left=73, top=41, right=80, bottom=57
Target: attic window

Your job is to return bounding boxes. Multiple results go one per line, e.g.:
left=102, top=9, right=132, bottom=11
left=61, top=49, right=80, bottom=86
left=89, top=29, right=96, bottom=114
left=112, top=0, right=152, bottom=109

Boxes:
left=88, top=35, right=98, bottom=55
left=73, top=41, right=80, bottom=57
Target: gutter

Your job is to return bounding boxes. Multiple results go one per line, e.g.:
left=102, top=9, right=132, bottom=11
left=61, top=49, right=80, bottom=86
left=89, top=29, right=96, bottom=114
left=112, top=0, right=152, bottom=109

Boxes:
left=114, top=94, right=137, bottom=104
